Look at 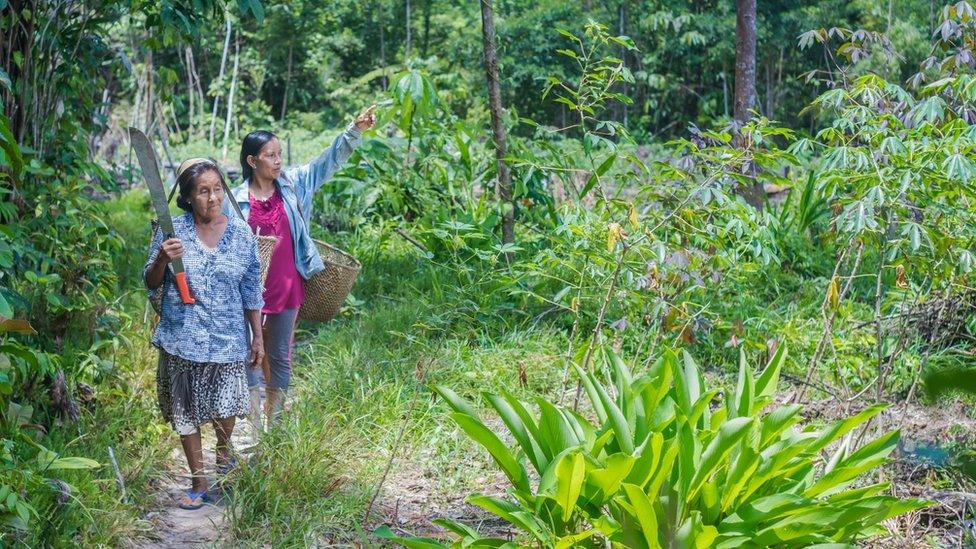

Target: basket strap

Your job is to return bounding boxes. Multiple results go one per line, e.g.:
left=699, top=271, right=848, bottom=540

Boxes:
left=219, top=177, right=248, bottom=224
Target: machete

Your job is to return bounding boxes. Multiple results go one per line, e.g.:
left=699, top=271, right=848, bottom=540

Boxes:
left=128, top=127, right=196, bottom=305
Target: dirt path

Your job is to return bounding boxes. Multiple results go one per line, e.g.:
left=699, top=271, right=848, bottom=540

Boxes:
left=141, top=418, right=260, bottom=548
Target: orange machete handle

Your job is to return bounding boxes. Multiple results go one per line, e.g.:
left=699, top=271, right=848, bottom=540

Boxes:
left=174, top=272, right=196, bottom=304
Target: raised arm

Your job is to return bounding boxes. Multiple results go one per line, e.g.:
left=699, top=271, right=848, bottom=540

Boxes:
left=287, top=105, right=377, bottom=200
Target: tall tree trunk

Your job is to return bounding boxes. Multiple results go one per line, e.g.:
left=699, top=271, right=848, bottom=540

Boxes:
left=618, top=1, right=628, bottom=126
left=280, top=43, right=293, bottom=120
left=734, top=0, right=763, bottom=209
left=422, top=0, right=431, bottom=57
left=378, top=0, right=387, bottom=89
left=405, top=0, right=412, bottom=58
left=221, top=32, right=240, bottom=161
left=480, top=0, right=515, bottom=251
left=733, top=0, right=757, bottom=124
left=188, top=46, right=206, bottom=126
left=144, top=50, right=154, bottom=131
left=210, top=15, right=232, bottom=143
left=184, top=47, right=195, bottom=129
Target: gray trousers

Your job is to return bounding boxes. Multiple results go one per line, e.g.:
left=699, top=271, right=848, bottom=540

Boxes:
left=247, top=308, right=299, bottom=390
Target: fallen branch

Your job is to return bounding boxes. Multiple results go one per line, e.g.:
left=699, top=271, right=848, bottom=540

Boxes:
left=395, top=228, right=429, bottom=254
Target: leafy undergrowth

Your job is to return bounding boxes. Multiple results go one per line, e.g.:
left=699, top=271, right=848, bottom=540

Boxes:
left=208, top=221, right=975, bottom=547
left=1, top=189, right=176, bottom=547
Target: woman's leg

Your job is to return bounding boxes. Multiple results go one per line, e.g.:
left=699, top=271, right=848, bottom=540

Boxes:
left=264, top=308, right=299, bottom=425
left=213, top=416, right=237, bottom=467
left=179, top=430, right=206, bottom=493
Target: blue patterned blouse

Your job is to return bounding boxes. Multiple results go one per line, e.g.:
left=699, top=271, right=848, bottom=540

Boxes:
left=144, top=212, right=264, bottom=364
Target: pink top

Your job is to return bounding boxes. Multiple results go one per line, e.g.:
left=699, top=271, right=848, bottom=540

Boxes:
left=248, top=189, right=305, bottom=314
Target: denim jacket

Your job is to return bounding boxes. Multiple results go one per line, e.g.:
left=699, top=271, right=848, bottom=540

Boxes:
left=224, top=123, right=361, bottom=279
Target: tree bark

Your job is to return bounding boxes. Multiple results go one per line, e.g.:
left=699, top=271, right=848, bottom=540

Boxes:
left=378, top=0, right=387, bottom=89
left=221, top=32, right=240, bottom=161
left=145, top=50, right=154, bottom=131
left=479, top=0, right=515, bottom=251
left=733, top=0, right=757, bottom=124
left=184, top=47, right=195, bottom=129
left=210, top=15, right=232, bottom=143
left=734, top=0, right=764, bottom=209
left=405, top=0, right=412, bottom=58
left=188, top=46, right=206, bottom=126
left=280, top=43, right=293, bottom=120
left=618, top=1, right=628, bottom=126
left=422, top=0, right=432, bottom=58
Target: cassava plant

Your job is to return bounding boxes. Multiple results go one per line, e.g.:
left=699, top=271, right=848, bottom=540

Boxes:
left=378, top=346, right=928, bottom=547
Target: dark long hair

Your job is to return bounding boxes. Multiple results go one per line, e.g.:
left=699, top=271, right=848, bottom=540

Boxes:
left=240, top=130, right=278, bottom=181
left=175, top=160, right=224, bottom=212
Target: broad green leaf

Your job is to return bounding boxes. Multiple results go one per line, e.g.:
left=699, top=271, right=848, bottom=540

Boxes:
left=675, top=511, right=717, bottom=548
left=826, top=482, right=890, bottom=504
left=450, top=413, right=530, bottom=493
left=434, top=385, right=480, bottom=418
left=592, top=374, right=635, bottom=454
left=731, top=348, right=753, bottom=419
left=625, top=433, right=662, bottom=488
left=720, top=426, right=760, bottom=511
left=554, top=450, right=585, bottom=521
left=754, top=345, right=786, bottom=405
left=431, top=517, right=479, bottom=537
left=536, top=398, right=582, bottom=456
left=469, top=495, right=553, bottom=542
left=676, top=351, right=703, bottom=414
left=0, top=293, right=11, bottom=319
left=804, top=431, right=899, bottom=498
left=607, top=349, right=634, bottom=405
left=502, top=392, right=549, bottom=465
left=586, top=452, right=636, bottom=501
left=806, top=404, right=886, bottom=455
left=573, top=364, right=608, bottom=424
left=554, top=530, right=598, bottom=549
left=487, top=393, right=546, bottom=474
left=751, top=508, right=844, bottom=545
left=373, top=525, right=447, bottom=548
left=688, top=417, right=753, bottom=500
left=646, top=439, right=679, bottom=500
left=621, top=483, right=660, bottom=548
left=759, top=405, right=803, bottom=447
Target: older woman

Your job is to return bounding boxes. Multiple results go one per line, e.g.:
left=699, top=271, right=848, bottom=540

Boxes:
left=228, top=106, right=376, bottom=430
left=145, top=159, right=265, bottom=510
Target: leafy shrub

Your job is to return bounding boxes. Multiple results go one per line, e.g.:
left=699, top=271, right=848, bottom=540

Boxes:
left=379, top=346, right=928, bottom=547
left=0, top=111, right=104, bottom=539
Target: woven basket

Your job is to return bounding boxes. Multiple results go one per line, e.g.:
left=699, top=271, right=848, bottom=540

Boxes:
left=298, top=240, right=361, bottom=323
left=149, top=219, right=277, bottom=315
left=254, top=233, right=277, bottom=288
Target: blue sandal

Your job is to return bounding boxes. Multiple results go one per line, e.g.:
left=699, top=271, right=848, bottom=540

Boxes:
left=216, top=458, right=237, bottom=476
left=177, top=489, right=212, bottom=510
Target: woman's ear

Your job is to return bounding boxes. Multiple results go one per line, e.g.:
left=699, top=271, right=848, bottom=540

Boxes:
left=247, top=155, right=256, bottom=169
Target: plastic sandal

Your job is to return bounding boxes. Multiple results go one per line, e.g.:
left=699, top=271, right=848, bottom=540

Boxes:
left=177, top=489, right=211, bottom=510
left=216, top=458, right=237, bottom=475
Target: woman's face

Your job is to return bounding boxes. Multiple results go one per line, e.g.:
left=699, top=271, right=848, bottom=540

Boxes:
left=190, top=169, right=225, bottom=219
left=248, top=138, right=282, bottom=182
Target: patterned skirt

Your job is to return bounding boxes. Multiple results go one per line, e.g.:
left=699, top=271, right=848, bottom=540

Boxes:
left=156, top=351, right=250, bottom=436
